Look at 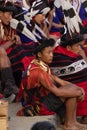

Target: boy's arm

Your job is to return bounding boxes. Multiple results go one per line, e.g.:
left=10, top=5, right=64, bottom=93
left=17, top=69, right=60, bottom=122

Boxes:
left=51, top=74, right=70, bottom=86
left=39, top=72, right=84, bottom=99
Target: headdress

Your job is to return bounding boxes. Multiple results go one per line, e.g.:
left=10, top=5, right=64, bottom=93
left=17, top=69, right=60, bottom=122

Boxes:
left=22, top=0, right=30, bottom=10
left=10, top=0, right=50, bottom=42
left=81, top=0, right=87, bottom=14
left=54, top=0, right=82, bottom=35
left=24, top=0, right=50, bottom=23
left=10, top=18, right=38, bottom=42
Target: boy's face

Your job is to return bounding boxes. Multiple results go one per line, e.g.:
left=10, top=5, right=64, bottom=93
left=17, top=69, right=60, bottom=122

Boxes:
left=0, top=11, right=12, bottom=25
left=38, top=46, right=54, bottom=64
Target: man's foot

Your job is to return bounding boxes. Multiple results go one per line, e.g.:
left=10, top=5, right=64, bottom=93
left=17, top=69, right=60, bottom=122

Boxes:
left=64, top=123, right=79, bottom=130
left=75, top=121, right=87, bottom=129
left=63, top=126, right=79, bottom=130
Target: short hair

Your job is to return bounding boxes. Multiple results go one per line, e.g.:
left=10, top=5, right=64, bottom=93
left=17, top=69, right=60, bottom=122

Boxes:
left=60, top=33, right=84, bottom=48
left=34, top=38, right=55, bottom=55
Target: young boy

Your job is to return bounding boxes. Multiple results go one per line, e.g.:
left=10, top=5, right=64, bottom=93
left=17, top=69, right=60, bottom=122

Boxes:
left=17, top=38, right=85, bottom=130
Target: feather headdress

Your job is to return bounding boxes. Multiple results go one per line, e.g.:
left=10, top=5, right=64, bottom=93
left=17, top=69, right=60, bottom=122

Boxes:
left=10, top=18, right=38, bottom=42
left=70, top=0, right=81, bottom=13
left=24, top=0, right=50, bottom=23
left=22, top=0, right=30, bottom=10
left=81, top=0, right=87, bottom=13
left=54, top=0, right=82, bottom=35
left=10, top=18, right=47, bottom=42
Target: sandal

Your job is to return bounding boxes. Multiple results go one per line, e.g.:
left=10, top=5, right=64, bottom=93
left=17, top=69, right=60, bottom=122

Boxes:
left=17, top=104, right=37, bottom=116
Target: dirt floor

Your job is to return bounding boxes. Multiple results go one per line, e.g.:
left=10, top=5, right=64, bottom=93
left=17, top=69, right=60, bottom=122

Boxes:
left=8, top=102, right=63, bottom=130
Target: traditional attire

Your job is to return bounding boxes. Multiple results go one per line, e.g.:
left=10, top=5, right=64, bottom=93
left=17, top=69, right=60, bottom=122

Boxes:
left=51, top=45, right=87, bottom=116
left=0, top=22, right=35, bottom=72
left=17, top=59, right=64, bottom=116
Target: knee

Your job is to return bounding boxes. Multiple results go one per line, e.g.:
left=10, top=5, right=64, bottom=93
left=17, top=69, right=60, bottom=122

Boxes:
left=76, top=89, right=82, bottom=96
left=0, top=47, right=7, bottom=55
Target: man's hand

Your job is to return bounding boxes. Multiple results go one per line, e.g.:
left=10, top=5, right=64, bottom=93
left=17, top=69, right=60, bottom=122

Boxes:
left=12, top=35, right=21, bottom=45
left=77, top=88, right=85, bottom=101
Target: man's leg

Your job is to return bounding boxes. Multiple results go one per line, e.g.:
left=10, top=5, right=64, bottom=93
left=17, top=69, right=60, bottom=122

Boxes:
left=0, top=47, right=19, bottom=97
left=64, top=97, right=79, bottom=130
left=73, top=104, right=87, bottom=128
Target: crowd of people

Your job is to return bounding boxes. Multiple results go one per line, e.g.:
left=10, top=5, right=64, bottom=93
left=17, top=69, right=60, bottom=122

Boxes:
left=0, top=0, right=87, bottom=130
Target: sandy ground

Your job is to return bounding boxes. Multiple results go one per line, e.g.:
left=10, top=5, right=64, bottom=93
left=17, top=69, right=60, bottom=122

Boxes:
left=7, top=103, right=87, bottom=130
left=8, top=102, right=63, bottom=130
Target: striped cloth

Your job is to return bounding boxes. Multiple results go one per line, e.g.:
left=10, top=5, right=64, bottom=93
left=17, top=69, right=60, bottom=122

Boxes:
left=50, top=45, right=87, bottom=116
left=2, top=40, right=35, bottom=72
left=8, top=42, right=35, bottom=72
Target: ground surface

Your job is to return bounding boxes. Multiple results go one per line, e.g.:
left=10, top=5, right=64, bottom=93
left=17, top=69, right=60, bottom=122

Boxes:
left=8, top=102, right=63, bottom=130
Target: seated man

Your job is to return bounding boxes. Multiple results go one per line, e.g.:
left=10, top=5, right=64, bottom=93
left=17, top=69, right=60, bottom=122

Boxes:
left=51, top=33, right=87, bottom=124
left=17, top=38, right=86, bottom=130
left=0, top=1, right=19, bottom=98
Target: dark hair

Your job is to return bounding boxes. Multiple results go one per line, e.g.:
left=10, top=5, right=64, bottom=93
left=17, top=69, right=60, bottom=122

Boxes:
left=0, top=1, right=16, bottom=12
left=60, top=33, right=84, bottom=48
left=34, top=38, right=55, bottom=55
left=31, top=121, right=56, bottom=130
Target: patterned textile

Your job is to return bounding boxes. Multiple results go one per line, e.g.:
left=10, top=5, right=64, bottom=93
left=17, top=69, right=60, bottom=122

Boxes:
left=50, top=45, right=87, bottom=116
left=0, top=23, right=36, bottom=72
left=1, top=40, right=35, bottom=72
left=17, top=59, right=63, bottom=116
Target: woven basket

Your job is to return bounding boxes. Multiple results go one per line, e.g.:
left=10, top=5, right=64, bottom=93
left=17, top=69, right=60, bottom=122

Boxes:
left=0, top=116, right=8, bottom=130
left=0, top=100, right=8, bottom=116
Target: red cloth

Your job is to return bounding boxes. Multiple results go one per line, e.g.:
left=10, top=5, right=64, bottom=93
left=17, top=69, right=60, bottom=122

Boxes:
left=50, top=32, right=61, bottom=37
left=54, top=45, right=79, bottom=58
left=52, top=46, right=87, bottom=116
left=76, top=81, right=87, bottom=116
left=21, top=56, right=34, bottom=71
left=0, top=93, right=4, bottom=99
left=0, top=40, right=13, bottom=54
left=17, top=62, right=56, bottom=116
left=83, top=19, right=87, bottom=26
